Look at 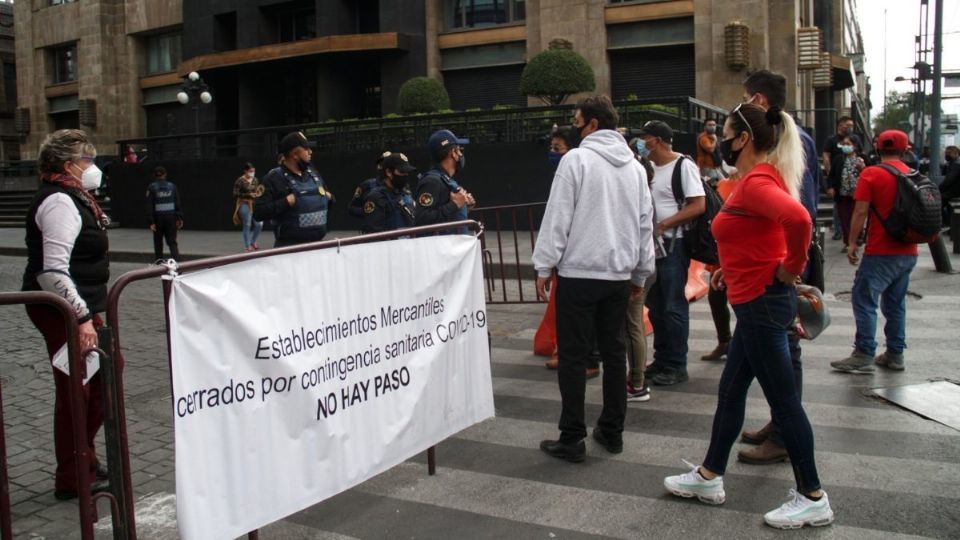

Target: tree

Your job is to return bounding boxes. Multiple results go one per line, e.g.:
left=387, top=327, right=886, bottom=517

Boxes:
left=520, top=46, right=596, bottom=106
left=873, top=90, right=937, bottom=140
left=397, top=77, right=451, bottom=114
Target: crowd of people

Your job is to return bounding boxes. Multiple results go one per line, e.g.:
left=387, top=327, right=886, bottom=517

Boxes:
left=21, top=63, right=947, bottom=530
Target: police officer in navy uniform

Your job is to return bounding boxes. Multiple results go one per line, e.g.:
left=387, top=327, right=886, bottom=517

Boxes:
left=145, top=165, right=183, bottom=261
left=254, top=131, right=335, bottom=247
left=348, top=151, right=391, bottom=221
left=362, top=153, right=417, bottom=233
left=414, top=129, right=475, bottom=230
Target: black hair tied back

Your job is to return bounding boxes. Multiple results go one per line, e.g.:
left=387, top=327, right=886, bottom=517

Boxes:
left=766, top=106, right=783, bottom=126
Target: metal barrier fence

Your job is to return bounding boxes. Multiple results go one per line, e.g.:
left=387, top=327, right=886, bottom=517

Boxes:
left=0, top=292, right=126, bottom=540
left=471, top=203, right=546, bottom=304
left=100, top=220, right=483, bottom=539
left=117, top=97, right=729, bottom=161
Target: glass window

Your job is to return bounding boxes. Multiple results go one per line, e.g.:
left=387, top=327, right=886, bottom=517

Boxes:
left=449, top=0, right=524, bottom=30
left=50, top=44, right=77, bottom=84
left=146, top=32, right=182, bottom=75
left=277, top=7, right=316, bottom=43
left=49, top=0, right=78, bottom=5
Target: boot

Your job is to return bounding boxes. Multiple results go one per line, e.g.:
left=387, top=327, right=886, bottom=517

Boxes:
left=737, top=439, right=789, bottom=465
left=740, top=422, right=773, bottom=445
left=701, top=342, right=729, bottom=361
left=830, top=349, right=875, bottom=374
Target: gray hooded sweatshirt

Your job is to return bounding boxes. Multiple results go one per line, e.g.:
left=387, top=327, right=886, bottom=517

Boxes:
left=532, top=129, right=655, bottom=287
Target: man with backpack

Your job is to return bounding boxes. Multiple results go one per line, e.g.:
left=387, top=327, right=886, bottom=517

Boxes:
left=639, top=120, right=706, bottom=386
left=832, top=129, right=938, bottom=373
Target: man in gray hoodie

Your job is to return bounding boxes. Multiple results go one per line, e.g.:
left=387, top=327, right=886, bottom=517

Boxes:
left=533, top=95, right=656, bottom=462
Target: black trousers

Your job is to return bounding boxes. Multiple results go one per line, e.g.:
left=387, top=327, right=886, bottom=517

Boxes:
left=153, top=214, right=180, bottom=260
left=556, top=276, right=630, bottom=443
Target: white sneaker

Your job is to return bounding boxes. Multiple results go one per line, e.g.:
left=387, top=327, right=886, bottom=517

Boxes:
left=663, top=459, right=725, bottom=505
left=764, top=489, right=835, bottom=529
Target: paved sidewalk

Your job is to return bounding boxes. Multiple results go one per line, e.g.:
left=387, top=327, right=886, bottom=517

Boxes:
left=1, top=232, right=959, bottom=539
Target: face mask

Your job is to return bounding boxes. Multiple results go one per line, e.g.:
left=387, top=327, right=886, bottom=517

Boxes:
left=705, top=126, right=716, bottom=135
left=568, top=125, right=585, bottom=149
left=548, top=151, right=563, bottom=167
left=840, top=145, right=854, bottom=155
left=246, top=171, right=255, bottom=178
left=720, top=137, right=743, bottom=167
left=76, top=163, right=103, bottom=191
left=391, top=173, right=408, bottom=190
left=298, top=159, right=312, bottom=172
left=635, top=139, right=651, bottom=159
left=456, top=154, right=465, bottom=172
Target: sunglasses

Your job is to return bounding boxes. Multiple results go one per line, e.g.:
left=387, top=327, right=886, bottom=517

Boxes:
left=730, top=103, right=755, bottom=141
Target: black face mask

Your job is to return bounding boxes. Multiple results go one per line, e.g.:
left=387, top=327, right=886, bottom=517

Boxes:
left=720, top=137, right=743, bottom=167
left=567, top=124, right=585, bottom=149
left=391, top=173, right=408, bottom=190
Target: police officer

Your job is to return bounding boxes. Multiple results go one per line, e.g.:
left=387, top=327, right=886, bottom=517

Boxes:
left=362, top=153, right=417, bottom=233
left=348, top=151, right=391, bottom=221
left=414, top=129, right=475, bottom=230
left=253, top=131, right=335, bottom=247
left=145, top=165, right=183, bottom=261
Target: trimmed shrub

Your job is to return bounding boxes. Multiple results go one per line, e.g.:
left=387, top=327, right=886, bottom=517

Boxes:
left=397, top=77, right=451, bottom=114
left=520, top=49, right=596, bottom=105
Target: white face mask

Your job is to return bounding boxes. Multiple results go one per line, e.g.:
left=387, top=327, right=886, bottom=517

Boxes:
left=73, top=163, right=103, bottom=190
left=246, top=171, right=255, bottom=178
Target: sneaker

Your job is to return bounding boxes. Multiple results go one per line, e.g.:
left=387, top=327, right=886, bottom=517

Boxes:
left=830, top=350, right=875, bottom=374
left=763, top=489, right=834, bottom=529
left=875, top=351, right=905, bottom=371
left=626, top=382, right=651, bottom=402
left=663, top=460, right=725, bottom=505
left=650, top=370, right=689, bottom=386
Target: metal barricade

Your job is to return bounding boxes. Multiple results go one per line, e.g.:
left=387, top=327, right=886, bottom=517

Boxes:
left=101, top=220, right=483, bottom=540
left=470, top=203, right=546, bottom=304
left=0, top=291, right=125, bottom=540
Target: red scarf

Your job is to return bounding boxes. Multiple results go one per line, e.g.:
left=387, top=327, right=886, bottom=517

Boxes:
left=42, top=171, right=108, bottom=228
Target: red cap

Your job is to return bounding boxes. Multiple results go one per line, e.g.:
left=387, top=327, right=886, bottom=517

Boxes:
left=877, top=129, right=909, bottom=152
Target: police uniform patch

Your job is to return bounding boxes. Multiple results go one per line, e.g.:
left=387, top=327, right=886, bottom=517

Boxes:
left=318, top=187, right=327, bottom=196
left=419, top=193, right=434, bottom=207
left=363, top=201, right=375, bottom=214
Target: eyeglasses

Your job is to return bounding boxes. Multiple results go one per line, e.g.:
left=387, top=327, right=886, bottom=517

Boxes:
left=79, top=155, right=96, bottom=162
left=730, top=103, right=755, bottom=141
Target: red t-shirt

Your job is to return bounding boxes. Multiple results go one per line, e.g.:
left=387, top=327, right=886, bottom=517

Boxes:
left=854, top=160, right=920, bottom=256
left=712, top=164, right=812, bottom=305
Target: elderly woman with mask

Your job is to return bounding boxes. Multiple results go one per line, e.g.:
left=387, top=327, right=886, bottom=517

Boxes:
left=21, top=129, right=110, bottom=500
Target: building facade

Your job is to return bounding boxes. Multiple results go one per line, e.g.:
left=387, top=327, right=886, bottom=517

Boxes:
left=0, top=0, right=16, bottom=161
left=14, top=0, right=868, bottom=158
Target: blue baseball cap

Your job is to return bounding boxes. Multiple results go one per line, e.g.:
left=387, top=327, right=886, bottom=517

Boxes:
left=428, top=129, right=469, bottom=161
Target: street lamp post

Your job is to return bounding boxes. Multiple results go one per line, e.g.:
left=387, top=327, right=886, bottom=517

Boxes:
left=176, top=71, right=213, bottom=158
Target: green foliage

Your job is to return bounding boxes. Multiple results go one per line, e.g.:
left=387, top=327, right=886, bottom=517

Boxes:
left=492, top=104, right=518, bottom=110
left=520, top=49, right=596, bottom=106
left=397, top=77, right=451, bottom=114
left=872, top=90, right=935, bottom=135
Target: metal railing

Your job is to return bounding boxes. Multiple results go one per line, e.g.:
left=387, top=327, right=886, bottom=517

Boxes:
left=117, top=97, right=729, bottom=161
left=0, top=292, right=125, bottom=540
left=471, top=203, right=545, bottom=304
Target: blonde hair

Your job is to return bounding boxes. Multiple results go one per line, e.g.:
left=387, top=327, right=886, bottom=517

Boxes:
left=766, top=112, right=804, bottom=200
left=38, top=129, right=97, bottom=175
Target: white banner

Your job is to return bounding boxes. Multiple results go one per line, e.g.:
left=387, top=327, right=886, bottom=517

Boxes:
left=168, top=235, right=494, bottom=540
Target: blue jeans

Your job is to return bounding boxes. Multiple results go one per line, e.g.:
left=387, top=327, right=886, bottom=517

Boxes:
left=703, top=281, right=822, bottom=494
left=852, top=254, right=918, bottom=355
left=645, top=237, right=690, bottom=373
left=238, top=202, right=262, bottom=249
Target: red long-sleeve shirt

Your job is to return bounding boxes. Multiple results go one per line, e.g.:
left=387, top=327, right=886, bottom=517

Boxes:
left=712, top=163, right=812, bottom=305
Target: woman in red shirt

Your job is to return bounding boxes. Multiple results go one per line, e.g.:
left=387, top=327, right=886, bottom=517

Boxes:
left=663, top=103, right=835, bottom=529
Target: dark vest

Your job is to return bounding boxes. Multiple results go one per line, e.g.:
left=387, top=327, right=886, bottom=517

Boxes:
left=274, top=165, right=330, bottom=246
left=22, top=185, right=110, bottom=314
left=148, top=181, right=178, bottom=215
left=372, top=185, right=415, bottom=231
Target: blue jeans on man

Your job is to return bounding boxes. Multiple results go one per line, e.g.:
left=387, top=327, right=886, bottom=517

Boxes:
left=852, top=254, right=918, bottom=355
left=645, top=237, right=690, bottom=384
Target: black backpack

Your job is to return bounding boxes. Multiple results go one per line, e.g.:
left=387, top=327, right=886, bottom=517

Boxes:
left=871, top=164, right=941, bottom=244
left=671, top=156, right=722, bottom=265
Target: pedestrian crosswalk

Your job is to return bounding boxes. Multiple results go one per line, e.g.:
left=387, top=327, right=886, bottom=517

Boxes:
left=327, top=296, right=958, bottom=539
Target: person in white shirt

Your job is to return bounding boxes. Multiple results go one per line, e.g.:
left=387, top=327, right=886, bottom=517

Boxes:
left=21, top=129, right=110, bottom=500
left=533, top=95, right=655, bottom=462
left=639, top=120, right=706, bottom=386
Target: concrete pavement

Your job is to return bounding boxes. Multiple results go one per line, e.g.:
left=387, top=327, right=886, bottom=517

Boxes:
left=0, top=229, right=959, bottom=539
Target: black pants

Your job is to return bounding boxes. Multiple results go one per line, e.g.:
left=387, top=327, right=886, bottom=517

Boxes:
left=556, top=276, right=630, bottom=443
left=153, top=214, right=180, bottom=260
left=707, top=282, right=731, bottom=343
